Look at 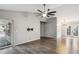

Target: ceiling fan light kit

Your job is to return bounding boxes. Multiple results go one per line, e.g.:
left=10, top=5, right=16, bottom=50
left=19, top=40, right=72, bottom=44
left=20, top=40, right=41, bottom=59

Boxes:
left=36, top=4, right=56, bottom=18
left=42, top=11, right=47, bottom=17
left=42, top=13, right=47, bottom=17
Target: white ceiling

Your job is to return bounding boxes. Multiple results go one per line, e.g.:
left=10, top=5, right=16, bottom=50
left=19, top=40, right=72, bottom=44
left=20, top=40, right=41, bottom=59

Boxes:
left=0, top=4, right=63, bottom=12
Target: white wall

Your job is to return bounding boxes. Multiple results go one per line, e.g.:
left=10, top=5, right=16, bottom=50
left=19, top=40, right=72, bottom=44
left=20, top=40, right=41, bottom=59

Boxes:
left=0, top=10, right=40, bottom=45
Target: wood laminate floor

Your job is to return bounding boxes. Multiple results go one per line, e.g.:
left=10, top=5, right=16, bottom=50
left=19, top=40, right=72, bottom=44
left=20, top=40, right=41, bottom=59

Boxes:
left=0, top=38, right=57, bottom=54
left=1, top=37, right=78, bottom=54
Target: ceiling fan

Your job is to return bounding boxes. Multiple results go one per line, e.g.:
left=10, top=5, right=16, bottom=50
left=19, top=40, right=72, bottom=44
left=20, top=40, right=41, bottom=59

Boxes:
left=36, top=4, right=56, bottom=17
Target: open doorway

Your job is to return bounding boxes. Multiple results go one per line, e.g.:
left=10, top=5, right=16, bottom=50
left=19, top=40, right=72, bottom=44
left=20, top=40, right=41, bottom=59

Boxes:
left=40, top=17, right=57, bottom=39
left=40, top=21, right=46, bottom=39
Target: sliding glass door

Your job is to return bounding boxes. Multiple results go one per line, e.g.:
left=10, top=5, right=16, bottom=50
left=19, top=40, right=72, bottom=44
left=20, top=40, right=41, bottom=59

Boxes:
left=0, top=19, right=13, bottom=49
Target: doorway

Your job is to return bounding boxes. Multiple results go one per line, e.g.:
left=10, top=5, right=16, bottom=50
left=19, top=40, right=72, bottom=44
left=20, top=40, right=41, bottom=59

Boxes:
left=40, top=17, right=57, bottom=39
left=40, top=21, right=46, bottom=39
left=0, top=19, right=13, bottom=49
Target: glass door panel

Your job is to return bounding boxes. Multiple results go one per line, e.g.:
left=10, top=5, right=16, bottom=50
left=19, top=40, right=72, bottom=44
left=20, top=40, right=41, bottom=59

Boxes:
left=0, top=19, right=12, bottom=49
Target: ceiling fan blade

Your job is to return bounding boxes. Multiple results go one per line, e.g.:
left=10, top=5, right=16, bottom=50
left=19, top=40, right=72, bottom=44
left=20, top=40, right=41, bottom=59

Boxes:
left=48, top=13, right=55, bottom=15
left=47, top=15, right=50, bottom=17
left=48, top=11, right=56, bottom=14
left=37, top=9, right=43, bottom=13
left=37, top=14, right=42, bottom=16
left=34, top=13, right=42, bottom=16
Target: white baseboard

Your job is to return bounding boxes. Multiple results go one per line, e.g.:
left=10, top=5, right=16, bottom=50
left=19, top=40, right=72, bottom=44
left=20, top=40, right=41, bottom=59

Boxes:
left=13, top=38, right=40, bottom=46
